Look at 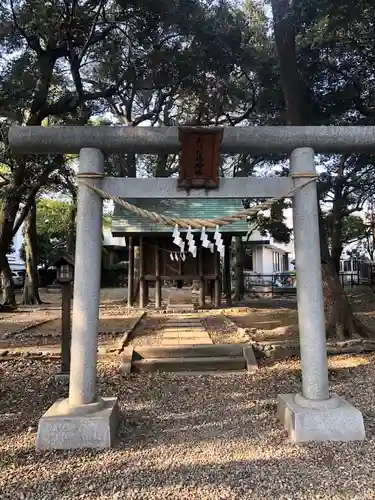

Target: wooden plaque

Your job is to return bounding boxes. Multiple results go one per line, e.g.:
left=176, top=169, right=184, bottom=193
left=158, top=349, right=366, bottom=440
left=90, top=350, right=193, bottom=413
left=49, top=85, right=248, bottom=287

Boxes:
left=178, top=127, right=223, bottom=189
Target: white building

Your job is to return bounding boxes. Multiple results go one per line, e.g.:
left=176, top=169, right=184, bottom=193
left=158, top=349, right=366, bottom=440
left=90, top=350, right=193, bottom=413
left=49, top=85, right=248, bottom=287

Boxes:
left=243, top=208, right=295, bottom=275
left=7, top=226, right=25, bottom=271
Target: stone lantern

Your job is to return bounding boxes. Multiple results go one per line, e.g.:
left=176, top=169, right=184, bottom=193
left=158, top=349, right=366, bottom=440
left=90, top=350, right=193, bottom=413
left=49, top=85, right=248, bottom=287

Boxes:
left=54, top=254, right=74, bottom=381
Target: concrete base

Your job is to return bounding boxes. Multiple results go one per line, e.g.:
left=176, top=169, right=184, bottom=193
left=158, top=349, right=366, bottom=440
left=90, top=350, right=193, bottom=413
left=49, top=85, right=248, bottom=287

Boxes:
left=36, top=397, right=119, bottom=450
left=278, top=393, right=366, bottom=442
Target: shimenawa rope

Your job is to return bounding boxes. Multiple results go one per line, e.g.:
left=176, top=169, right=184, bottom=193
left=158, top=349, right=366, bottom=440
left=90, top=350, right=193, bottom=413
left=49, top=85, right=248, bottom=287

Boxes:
left=77, top=173, right=317, bottom=230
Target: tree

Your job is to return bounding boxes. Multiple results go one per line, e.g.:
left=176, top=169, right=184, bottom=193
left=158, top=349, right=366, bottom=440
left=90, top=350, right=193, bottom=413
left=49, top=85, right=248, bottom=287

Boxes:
left=269, top=0, right=375, bottom=338
left=36, top=198, right=75, bottom=264
left=20, top=197, right=76, bottom=291
left=100, top=0, right=271, bottom=178
left=324, top=213, right=367, bottom=269
left=1, top=0, right=273, bottom=306
left=0, top=122, right=66, bottom=305
left=318, top=154, right=375, bottom=273
left=347, top=202, right=375, bottom=263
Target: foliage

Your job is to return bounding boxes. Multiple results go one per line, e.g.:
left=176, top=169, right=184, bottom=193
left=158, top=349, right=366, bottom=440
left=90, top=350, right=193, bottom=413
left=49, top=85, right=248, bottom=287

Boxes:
left=20, top=198, right=74, bottom=267
left=0, top=0, right=278, bottom=302
left=325, top=213, right=366, bottom=248
left=346, top=203, right=375, bottom=262
left=1, top=0, right=375, bottom=308
left=243, top=198, right=292, bottom=244
left=268, top=0, right=375, bottom=338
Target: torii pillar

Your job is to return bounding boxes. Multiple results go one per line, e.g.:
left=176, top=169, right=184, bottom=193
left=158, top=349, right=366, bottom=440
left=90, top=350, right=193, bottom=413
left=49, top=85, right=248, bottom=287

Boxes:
left=36, top=149, right=119, bottom=450
left=277, top=148, right=365, bottom=441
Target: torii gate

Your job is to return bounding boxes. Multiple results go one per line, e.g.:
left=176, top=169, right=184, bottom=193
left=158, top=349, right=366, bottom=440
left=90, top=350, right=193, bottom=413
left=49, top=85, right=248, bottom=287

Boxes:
left=9, top=125, right=370, bottom=450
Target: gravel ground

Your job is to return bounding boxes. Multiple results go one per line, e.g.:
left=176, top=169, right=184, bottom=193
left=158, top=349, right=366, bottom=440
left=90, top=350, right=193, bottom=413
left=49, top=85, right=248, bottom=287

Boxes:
left=1, top=354, right=375, bottom=499
left=0, top=299, right=142, bottom=348
left=202, top=315, right=246, bottom=344
left=128, top=315, right=167, bottom=346
left=226, top=307, right=299, bottom=341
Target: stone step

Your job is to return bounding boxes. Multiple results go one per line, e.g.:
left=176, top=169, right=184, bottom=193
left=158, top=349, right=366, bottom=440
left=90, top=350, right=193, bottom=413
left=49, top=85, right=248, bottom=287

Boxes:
left=132, top=356, right=246, bottom=373
left=163, top=325, right=203, bottom=330
left=163, top=331, right=207, bottom=338
left=161, top=339, right=212, bottom=346
left=164, top=322, right=202, bottom=327
left=166, top=306, right=195, bottom=312
left=134, top=343, right=244, bottom=359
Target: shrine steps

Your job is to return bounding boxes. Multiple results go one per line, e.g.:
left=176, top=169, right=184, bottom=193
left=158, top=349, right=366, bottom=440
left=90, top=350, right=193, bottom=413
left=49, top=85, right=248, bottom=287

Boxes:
left=165, top=305, right=195, bottom=313
left=120, top=344, right=258, bottom=375
left=132, top=356, right=246, bottom=373
left=135, top=343, right=244, bottom=359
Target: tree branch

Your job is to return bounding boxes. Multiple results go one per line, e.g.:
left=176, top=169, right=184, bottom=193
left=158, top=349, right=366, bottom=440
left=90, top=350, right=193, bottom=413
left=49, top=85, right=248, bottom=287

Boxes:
left=325, top=61, right=375, bottom=119
left=10, top=0, right=44, bottom=55
left=78, top=1, right=115, bottom=62
left=34, top=85, right=118, bottom=123
left=12, top=166, right=58, bottom=236
left=131, top=91, right=169, bottom=126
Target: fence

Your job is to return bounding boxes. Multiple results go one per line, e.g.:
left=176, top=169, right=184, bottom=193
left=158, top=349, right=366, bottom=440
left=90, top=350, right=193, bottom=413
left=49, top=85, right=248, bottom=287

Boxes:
left=339, top=261, right=375, bottom=286
left=339, top=270, right=375, bottom=288
left=243, top=269, right=375, bottom=296
left=243, top=272, right=297, bottom=296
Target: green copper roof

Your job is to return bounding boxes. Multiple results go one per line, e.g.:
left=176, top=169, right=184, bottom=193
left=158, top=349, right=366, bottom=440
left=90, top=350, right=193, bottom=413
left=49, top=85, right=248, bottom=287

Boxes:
left=112, top=198, right=248, bottom=234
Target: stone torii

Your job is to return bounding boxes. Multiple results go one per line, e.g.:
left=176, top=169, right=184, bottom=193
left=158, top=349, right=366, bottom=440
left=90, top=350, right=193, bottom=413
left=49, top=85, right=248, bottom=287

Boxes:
left=9, top=125, right=370, bottom=450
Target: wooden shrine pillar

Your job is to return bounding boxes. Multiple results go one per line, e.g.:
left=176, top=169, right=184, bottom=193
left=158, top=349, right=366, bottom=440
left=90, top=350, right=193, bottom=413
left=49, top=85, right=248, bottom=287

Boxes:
left=224, top=241, right=232, bottom=306
left=127, top=237, right=134, bottom=307
left=210, top=280, right=215, bottom=304
left=214, top=251, right=221, bottom=308
left=234, top=236, right=244, bottom=301
left=198, top=247, right=205, bottom=307
left=139, top=236, right=146, bottom=308
left=144, top=280, right=149, bottom=305
left=155, top=239, right=162, bottom=308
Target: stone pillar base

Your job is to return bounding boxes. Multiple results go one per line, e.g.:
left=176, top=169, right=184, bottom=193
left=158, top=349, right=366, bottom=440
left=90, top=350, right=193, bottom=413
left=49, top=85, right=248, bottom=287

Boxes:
left=36, top=397, right=119, bottom=450
left=277, top=393, right=365, bottom=442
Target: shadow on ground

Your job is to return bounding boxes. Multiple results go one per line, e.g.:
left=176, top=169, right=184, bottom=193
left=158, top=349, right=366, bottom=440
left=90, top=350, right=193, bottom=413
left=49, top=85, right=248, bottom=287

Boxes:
left=1, top=355, right=375, bottom=499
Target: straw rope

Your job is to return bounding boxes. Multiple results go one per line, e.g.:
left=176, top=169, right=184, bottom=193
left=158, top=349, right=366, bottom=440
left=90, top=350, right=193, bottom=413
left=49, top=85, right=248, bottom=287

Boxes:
left=78, top=173, right=317, bottom=229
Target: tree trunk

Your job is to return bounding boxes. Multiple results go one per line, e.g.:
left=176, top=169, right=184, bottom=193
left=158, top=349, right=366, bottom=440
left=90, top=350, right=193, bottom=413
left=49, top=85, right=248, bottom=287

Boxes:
left=21, top=201, right=42, bottom=305
left=320, top=221, right=371, bottom=339
left=270, top=0, right=315, bottom=125
left=66, top=200, right=76, bottom=253
left=0, top=195, right=23, bottom=308
left=0, top=197, right=21, bottom=260
left=270, top=0, right=373, bottom=338
left=329, top=157, right=346, bottom=274
left=155, top=154, right=170, bottom=177
left=127, top=153, right=137, bottom=178
left=1, top=255, right=16, bottom=307
left=0, top=51, right=56, bottom=302
left=133, top=246, right=140, bottom=304
left=330, top=236, right=343, bottom=275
